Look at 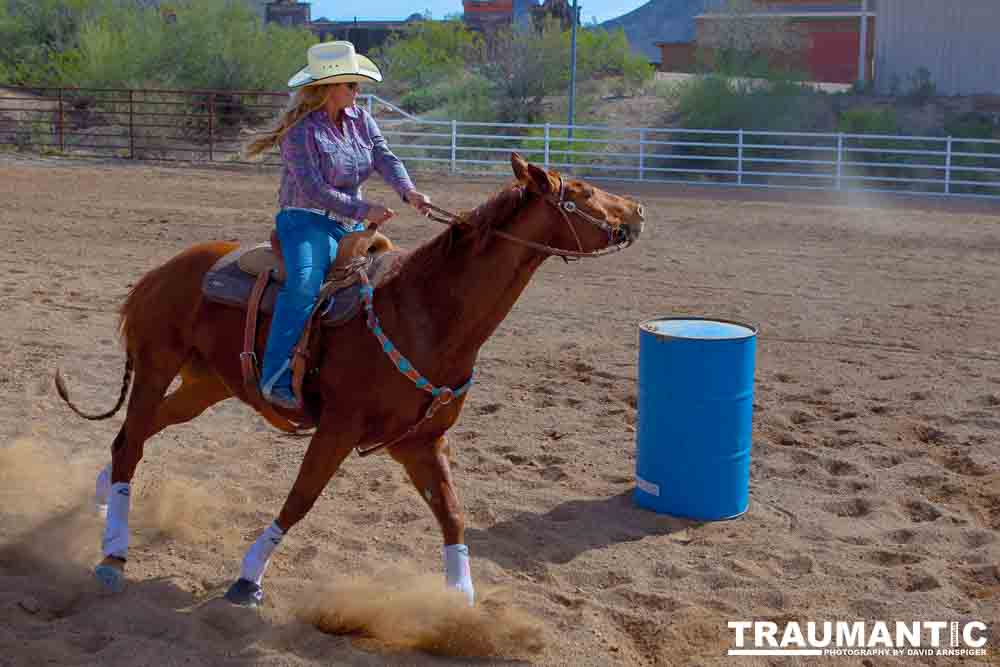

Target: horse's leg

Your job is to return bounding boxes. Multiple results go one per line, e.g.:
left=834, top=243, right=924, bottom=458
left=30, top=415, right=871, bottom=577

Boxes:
left=148, top=361, right=232, bottom=437
left=389, top=435, right=475, bottom=605
left=95, top=360, right=230, bottom=510
left=94, top=352, right=184, bottom=592
left=224, top=414, right=360, bottom=607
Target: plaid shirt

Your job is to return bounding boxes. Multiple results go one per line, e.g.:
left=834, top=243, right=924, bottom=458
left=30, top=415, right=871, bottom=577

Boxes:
left=277, top=106, right=414, bottom=222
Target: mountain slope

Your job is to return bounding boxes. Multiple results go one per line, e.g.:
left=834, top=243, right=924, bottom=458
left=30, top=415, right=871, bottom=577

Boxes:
left=599, top=0, right=724, bottom=62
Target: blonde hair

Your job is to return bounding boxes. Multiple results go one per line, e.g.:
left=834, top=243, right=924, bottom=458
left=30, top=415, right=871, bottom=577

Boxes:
left=243, top=84, right=332, bottom=160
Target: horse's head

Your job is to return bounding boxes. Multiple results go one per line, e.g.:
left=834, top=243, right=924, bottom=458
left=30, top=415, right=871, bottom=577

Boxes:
left=511, top=152, right=644, bottom=257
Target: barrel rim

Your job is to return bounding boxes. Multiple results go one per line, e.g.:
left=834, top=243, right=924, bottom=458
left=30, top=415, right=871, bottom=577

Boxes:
left=639, top=316, right=759, bottom=341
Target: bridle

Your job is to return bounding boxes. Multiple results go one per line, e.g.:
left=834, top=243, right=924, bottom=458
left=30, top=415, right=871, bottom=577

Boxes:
left=347, top=176, right=640, bottom=457
left=421, top=176, right=640, bottom=261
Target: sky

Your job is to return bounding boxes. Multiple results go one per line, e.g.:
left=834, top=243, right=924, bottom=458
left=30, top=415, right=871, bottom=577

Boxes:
left=310, top=0, right=650, bottom=24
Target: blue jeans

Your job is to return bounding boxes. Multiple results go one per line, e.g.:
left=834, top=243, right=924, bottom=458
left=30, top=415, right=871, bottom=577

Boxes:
left=260, top=209, right=365, bottom=394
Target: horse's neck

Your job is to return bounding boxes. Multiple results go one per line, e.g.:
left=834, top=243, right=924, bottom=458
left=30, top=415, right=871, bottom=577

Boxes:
left=388, top=201, right=552, bottom=378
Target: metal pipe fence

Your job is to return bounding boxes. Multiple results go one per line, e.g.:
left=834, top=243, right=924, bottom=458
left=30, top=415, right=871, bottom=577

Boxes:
left=2, top=85, right=999, bottom=199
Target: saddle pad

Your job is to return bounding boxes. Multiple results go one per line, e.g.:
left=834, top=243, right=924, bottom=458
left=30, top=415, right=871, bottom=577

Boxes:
left=201, top=245, right=404, bottom=329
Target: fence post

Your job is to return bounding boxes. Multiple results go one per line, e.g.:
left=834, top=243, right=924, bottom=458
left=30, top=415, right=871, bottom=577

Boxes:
left=566, top=122, right=574, bottom=172
left=208, top=93, right=215, bottom=163
left=638, top=128, right=646, bottom=181
left=367, top=94, right=373, bottom=115
left=57, top=87, right=65, bottom=153
left=737, top=129, right=744, bottom=185
left=544, top=123, right=550, bottom=169
left=836, top=133, right=844, bottom=190
left=128, top=90, right=135, bottom=160
left=450, top=119, right=457, bottom=174
left=944, top=136, right=953, bottom=195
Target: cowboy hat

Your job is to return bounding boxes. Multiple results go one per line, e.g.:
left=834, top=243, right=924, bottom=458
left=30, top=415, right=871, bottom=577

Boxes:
left=287, top=41, right=383, bottom=88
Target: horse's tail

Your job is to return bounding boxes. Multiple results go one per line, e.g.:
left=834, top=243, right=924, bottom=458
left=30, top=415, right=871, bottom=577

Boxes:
left=55, top=357, right=133, bottom=420
left=56, top=240, right=237, bottom=422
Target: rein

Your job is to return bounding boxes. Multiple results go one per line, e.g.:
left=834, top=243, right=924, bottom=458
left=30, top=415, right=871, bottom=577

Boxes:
left=422, top=177, right=635, bottom=261
left=348, top=177, right=633, bottom=456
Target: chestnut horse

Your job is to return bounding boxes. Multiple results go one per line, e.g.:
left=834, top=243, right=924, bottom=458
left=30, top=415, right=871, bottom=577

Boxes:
left=56, top=153, right=644, bottom=606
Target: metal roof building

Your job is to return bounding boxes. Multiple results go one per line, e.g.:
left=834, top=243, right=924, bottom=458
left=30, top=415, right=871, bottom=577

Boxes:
left=875, top=0, right=1000, bottom=95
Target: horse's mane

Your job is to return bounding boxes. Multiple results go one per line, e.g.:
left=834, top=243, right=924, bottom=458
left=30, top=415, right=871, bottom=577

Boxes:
left=397, top=182, right=530, bottom=279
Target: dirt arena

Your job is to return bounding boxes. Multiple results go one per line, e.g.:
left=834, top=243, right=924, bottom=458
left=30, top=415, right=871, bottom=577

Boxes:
left=0, top=155, right=997, bottom=666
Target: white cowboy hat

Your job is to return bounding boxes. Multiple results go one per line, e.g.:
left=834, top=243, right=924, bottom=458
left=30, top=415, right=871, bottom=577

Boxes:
left=287, top=41, right=383, bottom=89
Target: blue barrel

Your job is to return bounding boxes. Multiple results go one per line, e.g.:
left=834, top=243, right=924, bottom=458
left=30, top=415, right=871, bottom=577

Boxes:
left=635, top=317, right=758, bottom=520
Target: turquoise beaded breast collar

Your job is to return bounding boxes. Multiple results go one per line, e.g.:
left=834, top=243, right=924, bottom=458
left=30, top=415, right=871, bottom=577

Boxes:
left=353, top=271, right=474, bottom=457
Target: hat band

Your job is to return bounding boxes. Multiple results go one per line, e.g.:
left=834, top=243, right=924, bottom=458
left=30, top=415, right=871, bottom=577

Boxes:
left=305, top=71, right=378, bottom=82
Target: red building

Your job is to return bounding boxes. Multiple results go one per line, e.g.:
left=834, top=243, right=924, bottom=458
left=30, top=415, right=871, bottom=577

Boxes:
left=463, top=0, right=514, bottom=31
left=661, top=1, right=875, bottom=83
left=462, top=0, right=543, bottom=32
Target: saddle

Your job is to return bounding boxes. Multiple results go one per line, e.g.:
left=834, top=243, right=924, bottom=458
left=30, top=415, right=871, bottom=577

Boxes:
left=201, top=227, right=403, bottom=432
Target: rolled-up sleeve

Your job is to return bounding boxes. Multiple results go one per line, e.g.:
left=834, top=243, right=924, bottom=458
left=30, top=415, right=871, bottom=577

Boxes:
left=367, top=112, right=414, bottom=200
left=281, top=121, right=370, bottom=221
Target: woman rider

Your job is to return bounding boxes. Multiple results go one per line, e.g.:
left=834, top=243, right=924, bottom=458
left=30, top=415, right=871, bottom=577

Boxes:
left=243, top=40, right=430, bottom=410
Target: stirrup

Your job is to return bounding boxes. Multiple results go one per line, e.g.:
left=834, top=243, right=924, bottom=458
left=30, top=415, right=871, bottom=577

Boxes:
left=261, top=384, right=301, bottom=411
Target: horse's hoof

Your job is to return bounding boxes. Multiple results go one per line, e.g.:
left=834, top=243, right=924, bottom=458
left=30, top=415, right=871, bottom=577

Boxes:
left=224, top=578, right=263, bottom=608
left=95, top=563, right=126, bottom=593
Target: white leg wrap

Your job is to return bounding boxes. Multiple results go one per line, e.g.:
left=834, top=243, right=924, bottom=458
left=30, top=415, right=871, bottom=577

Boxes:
left=444, top=543, right=475, bottom=605
left=102, top=482, right=131, bottom=559
left=95, top=464, right=111, bottom=517
left=240, top=521, right=284, bottom=585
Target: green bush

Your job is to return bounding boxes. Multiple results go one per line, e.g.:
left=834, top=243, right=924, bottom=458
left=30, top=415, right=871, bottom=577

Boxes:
left=372, top=19, right=651, bottom=124
left=836, top=108, right=899, bottom=135
left=835, top=108, right=909, bottom=181
left=0, top=0, right=104, bottom=84
left=577, top=26, right=653, bottom=90
left=372, top=19, right=482, bottom=91
left=2, top=0, right=316, bottom=90
left=441, top=73, right=495, bottom=121
left=943, top=112, right=995, bottom=140
left=674, top=76, right=827, bottom=132
left=67, top=1, right=315, bottom=90
left=519, top=126, right=610, bottom=168
left=943, top=113, right=1000, bottom=194
left=905, top=67, right=936, bottom=105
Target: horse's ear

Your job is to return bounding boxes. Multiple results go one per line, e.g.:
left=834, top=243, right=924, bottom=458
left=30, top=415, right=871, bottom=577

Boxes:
left=511, top=152, right=556, bottom=195
left=511, top=152, right=529, bottom=181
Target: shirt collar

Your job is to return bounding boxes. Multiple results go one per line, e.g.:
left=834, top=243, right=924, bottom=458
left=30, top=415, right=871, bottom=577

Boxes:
left=310, top=105, right=359, bottom=125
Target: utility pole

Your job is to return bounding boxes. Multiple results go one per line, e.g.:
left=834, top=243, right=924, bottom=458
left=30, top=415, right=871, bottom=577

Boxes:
left=567, top=0, right=579, bottom=143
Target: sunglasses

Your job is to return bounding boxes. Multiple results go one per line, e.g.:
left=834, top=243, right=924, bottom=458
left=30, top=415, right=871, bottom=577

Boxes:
left=342, top=82, right=359, bottom=91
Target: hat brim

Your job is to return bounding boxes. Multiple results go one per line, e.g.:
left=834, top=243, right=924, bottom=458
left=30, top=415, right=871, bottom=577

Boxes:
left=288, top=54, right=383, bottom=88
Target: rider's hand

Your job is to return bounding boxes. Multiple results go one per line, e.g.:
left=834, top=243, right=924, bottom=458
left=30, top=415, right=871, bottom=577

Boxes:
left=405, top=190, right=431, bottom=214
left=365, top=204, right=395, bottom=227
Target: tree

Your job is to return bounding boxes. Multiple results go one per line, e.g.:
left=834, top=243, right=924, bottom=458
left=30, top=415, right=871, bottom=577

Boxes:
left=372, top=19, right=483, bottom=91
left=480, top=18, right=569, bottom=123
left=696, top=0, right=805, bottom=77
left=0, top=0, right=105, bottom=83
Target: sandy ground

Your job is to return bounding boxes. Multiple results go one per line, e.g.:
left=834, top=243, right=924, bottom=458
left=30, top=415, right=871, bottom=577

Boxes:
left=0, top=155, right=998, bottom=666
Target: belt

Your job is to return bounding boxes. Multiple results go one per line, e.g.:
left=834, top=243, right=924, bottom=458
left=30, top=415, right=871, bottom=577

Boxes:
left=282, top=207, right=358, bottom=228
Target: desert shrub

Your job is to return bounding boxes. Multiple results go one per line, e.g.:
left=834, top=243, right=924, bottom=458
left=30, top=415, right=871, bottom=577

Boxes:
left=519, top=126, right=611, bottom=169
left=1, top=0, right=315, bottom=91
left=836, top=108, right=899, bottom=135
left=943, top=113, right=1000, bottom=195
left=0, top=0, right=103, bottom=84
left=655, top=75, right=830, bottom=182
left=441, top=73, right=495, bottom=121
left=905, top=67, right=936, bottom=106
left=372, top=19, right=482, bottom=93
left=67, top=1, right=315, bottom=91
left=577, top=27, right=653, bottom=93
